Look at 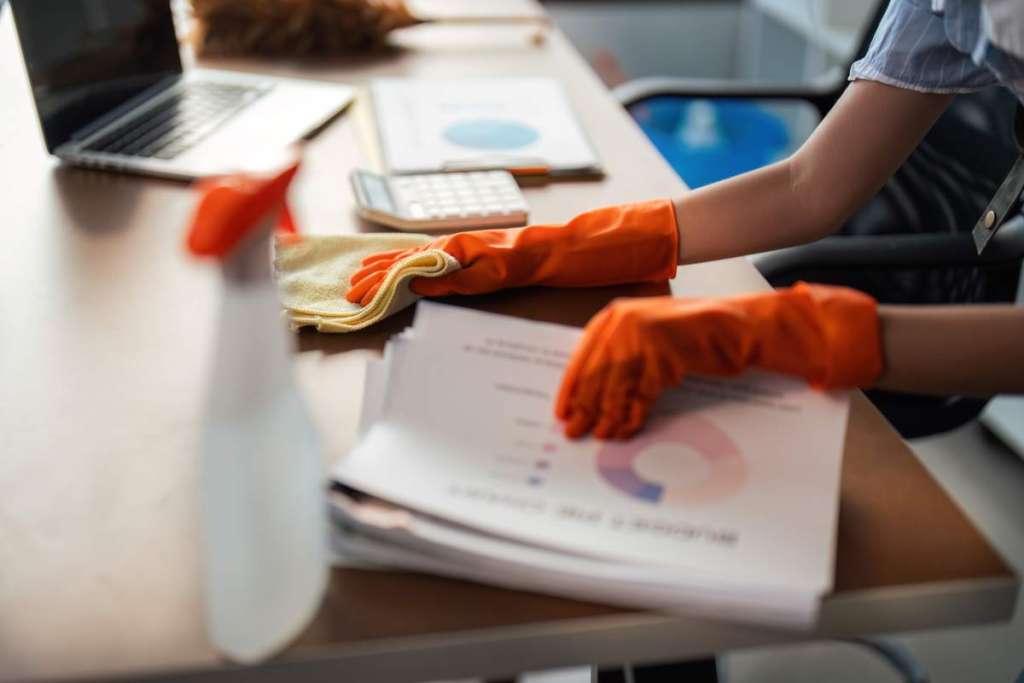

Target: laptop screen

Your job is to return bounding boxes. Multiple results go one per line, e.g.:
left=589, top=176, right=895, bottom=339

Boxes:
left=10, top=0, right=182, bottom=151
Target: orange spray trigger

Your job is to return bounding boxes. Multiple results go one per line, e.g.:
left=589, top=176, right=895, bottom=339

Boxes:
left=186, top=157, right=301, bottom=259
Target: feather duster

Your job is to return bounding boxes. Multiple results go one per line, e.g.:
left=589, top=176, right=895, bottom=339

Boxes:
left=189, top=0, right=546, bottom=57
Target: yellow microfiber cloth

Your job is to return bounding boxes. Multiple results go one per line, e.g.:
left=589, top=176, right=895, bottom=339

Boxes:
left=274, top=233, right=460, bottom=333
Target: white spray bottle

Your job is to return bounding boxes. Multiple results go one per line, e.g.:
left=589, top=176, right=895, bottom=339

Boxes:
left=189, top=156, right=327, bottom=662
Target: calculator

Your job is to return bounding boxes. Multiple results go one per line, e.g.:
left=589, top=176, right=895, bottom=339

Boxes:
left=350, top=170, right=530, bottom=231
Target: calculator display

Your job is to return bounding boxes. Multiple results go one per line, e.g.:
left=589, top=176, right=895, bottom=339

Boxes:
left=359, top=173, right=395, bottom=212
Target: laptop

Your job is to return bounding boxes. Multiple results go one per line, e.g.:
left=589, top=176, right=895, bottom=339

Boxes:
left=9, top=0, right=354, bottom=180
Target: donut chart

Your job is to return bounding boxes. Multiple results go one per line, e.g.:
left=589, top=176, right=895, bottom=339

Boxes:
left=600, top=466, right=664, bottom=502
left=596, top=415, right=746, bottom=505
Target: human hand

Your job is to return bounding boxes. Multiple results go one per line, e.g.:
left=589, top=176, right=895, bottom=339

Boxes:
left=345, top=200, right=680, bottom=306
left=555, top=283, right=883, bottom=439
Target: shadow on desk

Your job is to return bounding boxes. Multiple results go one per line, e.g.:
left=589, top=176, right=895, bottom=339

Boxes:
left=297, top=281, right=673, bottom=356
left=51, top=166, right=151, bottom=237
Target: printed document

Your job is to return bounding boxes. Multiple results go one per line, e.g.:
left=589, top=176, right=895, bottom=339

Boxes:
left=372, top=78, right=601, bottom=175
left=334, top=303, right=850, bottom=604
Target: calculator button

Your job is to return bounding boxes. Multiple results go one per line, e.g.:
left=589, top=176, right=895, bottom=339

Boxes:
left=355, top=170, right=527, bottom=229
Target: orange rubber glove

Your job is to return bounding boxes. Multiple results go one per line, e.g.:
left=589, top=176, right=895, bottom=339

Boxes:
left=345, top=200, right=679, bottom=306
left=186, top=159, right=299, bottom=258
left=555, top=283, right=884, bottom=439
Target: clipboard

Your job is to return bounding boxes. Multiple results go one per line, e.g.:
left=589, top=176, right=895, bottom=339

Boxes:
left=371, top=77, right=603, bottom=178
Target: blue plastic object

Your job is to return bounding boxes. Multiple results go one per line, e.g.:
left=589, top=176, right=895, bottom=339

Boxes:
left=631, top=97, right=790, bottom=188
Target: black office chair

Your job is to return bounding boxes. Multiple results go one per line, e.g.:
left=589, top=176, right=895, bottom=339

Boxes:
left=614, top=0, right=888, bottom=133
left=614, top=2, right=1024, bottom=439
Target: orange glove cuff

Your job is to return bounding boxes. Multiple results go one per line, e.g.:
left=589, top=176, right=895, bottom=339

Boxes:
left=427, top=198, right=680, bottom=293
left=748, top=282, right=884, bottom=389
left=534, top=198, right=679, bottom=287
left=797, top=282, right=884, bottom=390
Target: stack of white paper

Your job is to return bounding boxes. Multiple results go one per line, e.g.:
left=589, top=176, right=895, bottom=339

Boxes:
left=330, top=302, right=851, bottom=628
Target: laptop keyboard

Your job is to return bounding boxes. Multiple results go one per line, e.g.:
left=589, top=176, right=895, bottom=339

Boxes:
left=83, top=81, right=271, bottom=160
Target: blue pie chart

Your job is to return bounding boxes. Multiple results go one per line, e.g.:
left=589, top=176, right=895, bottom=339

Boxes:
left=443, top=119, right=540, bottom=150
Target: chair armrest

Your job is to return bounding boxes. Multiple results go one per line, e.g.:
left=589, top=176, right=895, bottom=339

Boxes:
left=751, top=215, right=1024, bottom=281
left=613, top=72, right=843, bottom=116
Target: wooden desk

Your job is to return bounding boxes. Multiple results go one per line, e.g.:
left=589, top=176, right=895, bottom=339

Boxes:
left=0, top=2, right=1015, bottom=681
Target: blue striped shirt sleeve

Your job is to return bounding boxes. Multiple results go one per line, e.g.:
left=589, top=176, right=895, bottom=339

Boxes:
left=849, top=0, right=998, bottom=94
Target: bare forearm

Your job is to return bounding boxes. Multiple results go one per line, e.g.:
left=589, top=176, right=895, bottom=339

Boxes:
left=672, top=81, right=953, bottom=264
left=876, top=305, right=1024, bottom=395
left=672, top=159, right=809, bottom=263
